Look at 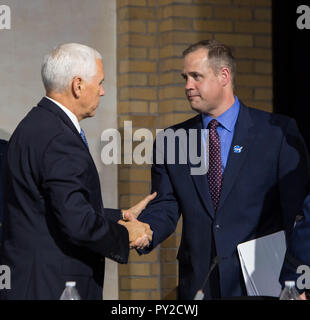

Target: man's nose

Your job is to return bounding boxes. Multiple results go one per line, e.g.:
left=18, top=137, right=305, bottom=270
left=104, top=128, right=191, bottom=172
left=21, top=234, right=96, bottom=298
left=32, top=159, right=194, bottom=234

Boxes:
left=100, top=86, right=105, bottom=96
left=185, top=77, right=194, bottom=91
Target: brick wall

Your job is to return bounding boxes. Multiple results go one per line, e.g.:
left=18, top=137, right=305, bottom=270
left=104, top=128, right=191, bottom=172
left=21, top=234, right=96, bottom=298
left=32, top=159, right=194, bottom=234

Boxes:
left=117, top=0, right=272, bottom=300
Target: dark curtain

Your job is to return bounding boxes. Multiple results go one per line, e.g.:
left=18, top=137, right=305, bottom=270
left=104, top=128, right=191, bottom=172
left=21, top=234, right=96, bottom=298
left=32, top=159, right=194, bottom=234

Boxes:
left=273, top=0, right=310, bottom=151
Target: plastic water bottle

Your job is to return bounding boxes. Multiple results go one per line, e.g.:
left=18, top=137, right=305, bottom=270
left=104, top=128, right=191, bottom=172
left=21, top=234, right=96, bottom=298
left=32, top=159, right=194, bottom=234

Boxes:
left=279, top=281, right=301, bottom=300
left=60, top=281, right=81, bottom=300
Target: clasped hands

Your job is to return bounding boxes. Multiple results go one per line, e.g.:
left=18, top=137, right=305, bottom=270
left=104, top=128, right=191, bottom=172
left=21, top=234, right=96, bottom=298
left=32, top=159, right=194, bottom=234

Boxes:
left=118, top=192, right=156, bottom=249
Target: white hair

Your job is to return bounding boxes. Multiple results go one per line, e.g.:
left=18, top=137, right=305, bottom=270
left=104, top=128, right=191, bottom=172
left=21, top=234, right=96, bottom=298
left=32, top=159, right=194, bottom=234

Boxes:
left=41, top=43, right=102, bottom=93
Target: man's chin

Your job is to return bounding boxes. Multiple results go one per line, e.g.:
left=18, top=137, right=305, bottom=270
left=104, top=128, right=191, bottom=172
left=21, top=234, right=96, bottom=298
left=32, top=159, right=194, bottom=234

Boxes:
left=189, top=103, right=203, bottom=114
left=83, top=111, right=96, bottom=120
left=89, top=109, right=97, bottom=117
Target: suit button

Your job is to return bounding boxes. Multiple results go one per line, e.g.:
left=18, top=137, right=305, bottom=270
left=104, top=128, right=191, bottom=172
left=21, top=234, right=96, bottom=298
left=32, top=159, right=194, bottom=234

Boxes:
left=215, top=224, right=221, bottom=231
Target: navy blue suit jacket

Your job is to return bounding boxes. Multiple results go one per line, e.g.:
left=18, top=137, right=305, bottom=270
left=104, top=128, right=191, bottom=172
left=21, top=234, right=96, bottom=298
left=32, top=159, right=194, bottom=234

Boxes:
left=139, top=103, right=310, bottom=299
left=0, top=139, right=8, bottom=242
left=280, top=194, right=310, bottom=290
left=0, top=98, right=129, bottom=300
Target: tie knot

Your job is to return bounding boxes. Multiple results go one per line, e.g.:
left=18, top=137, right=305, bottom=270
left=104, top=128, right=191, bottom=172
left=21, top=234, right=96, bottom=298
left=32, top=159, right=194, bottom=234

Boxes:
left=208, top=119, right=220, bottom=129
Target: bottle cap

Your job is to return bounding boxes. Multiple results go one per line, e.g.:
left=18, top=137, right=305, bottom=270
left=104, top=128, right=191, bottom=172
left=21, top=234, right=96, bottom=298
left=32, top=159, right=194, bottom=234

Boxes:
left=285, top=281, right=295, bottom=287
left=65, top=281, right=76, bottom=287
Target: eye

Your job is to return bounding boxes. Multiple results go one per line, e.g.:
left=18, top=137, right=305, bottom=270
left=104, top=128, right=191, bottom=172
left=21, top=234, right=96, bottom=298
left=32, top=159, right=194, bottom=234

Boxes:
left=192, top=73, right=201, bottom=80
left=181, top=73, right=187, bottom=81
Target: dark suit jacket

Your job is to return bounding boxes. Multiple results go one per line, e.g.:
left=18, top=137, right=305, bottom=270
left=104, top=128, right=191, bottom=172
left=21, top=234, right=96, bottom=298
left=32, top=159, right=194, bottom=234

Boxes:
left=139, top=102, right=310, bottom=299
left=280, top=194, right=310, bottom=291
left=0, top=97, right=129, bottom=300
left=0, top=139, right=8, bottom=242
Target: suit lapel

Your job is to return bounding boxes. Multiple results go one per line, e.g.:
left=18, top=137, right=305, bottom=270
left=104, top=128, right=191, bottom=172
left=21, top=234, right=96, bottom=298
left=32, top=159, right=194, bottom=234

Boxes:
left=217, top=103, right=255, bottom=212
left=186, top=115, right=215, bottom=218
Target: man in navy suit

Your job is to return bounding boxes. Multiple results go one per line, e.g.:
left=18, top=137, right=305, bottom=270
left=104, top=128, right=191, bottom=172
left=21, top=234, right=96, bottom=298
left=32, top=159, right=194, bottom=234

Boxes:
left=0, top=43, right=154, bottom=300
left=137, top=40, right=310, bottom=299
left=0, top=139, right=8, bottom=242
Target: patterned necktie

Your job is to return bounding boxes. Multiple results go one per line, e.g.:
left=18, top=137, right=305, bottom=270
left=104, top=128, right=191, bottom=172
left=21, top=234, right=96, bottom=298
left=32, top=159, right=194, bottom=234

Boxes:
left=80, top=128, right=89, bottom=149
left=207, top=119, right=222, bottom=212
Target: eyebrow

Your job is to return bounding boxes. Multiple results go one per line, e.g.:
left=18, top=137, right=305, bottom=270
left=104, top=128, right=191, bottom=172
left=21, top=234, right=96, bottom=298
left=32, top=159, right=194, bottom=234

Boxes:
left=181, top=71, right=203, bottom=78
left=189, top=71, right=202, bottom=76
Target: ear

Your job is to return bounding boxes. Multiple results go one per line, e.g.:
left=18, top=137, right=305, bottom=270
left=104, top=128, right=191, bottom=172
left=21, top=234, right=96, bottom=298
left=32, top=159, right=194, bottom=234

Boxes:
left=72, top=76, right=83, bottom=98
left=219, top=67, right=231, bottom=87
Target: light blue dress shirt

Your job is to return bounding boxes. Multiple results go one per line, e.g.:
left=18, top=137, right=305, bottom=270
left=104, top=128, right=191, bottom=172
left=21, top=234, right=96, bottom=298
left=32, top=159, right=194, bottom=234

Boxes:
left=202, top=96, right=240, bottom=172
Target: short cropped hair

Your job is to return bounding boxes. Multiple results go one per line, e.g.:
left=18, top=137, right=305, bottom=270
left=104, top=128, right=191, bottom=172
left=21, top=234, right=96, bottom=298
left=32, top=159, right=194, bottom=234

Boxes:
left=41, top=43, right=102, bottom=93
left=183, top=40, right=236, bottom=88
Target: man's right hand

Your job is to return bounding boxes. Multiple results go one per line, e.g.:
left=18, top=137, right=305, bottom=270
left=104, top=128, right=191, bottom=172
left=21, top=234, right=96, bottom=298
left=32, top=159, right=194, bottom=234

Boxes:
left=118, top=192, right=156, bottom=249
left=118, top=219, right=153, bottom=249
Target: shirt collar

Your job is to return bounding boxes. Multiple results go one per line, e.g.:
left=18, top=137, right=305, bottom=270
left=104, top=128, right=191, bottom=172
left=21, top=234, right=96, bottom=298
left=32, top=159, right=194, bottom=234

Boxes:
left=45, top=96, right=81, bottom=133
left=202, top=96, right=240, bottom=132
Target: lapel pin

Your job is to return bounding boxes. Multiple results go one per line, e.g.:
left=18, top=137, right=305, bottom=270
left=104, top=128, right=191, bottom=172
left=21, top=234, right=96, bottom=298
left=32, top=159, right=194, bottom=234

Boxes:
left=233, top=145, right=243, bottom=153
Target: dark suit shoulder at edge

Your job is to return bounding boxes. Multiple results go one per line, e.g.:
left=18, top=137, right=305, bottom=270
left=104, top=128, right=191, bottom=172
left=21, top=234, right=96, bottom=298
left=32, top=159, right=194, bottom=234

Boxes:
left=19, top=105, right=69, bottom=139
left=243, top=103, right=292, bottom=125
left=0, top=140, right=8, bottom=146
left=164, top=114, right=201, bottom=131
left=161, top=102, right=294, bottom=132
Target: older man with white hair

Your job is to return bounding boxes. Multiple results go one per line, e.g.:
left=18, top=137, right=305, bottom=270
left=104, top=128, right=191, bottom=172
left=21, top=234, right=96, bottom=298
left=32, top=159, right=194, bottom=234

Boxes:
left=0, top=43, right=154, bottom=300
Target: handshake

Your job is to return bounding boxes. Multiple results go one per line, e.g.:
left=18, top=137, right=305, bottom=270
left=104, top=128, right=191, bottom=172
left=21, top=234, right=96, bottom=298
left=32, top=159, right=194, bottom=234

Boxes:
left=118, top=192, right=156, bottom=249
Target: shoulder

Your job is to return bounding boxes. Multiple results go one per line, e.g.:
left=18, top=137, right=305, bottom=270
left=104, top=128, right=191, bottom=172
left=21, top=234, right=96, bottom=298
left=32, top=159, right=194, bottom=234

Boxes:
left=242, top=103, right=294, bottom=129
left=7, top=104, right=80, bottom=164
left=0, top=140, right=8, bottom=164
left=0, top=139, right=8, bottom=147
left=0, top=139, right=8, bottom=154
left=165, top=114, right=201, bottom=131
left=24, top=104, right=65, bottom=132
left=13, top=104, right=69, bottom=144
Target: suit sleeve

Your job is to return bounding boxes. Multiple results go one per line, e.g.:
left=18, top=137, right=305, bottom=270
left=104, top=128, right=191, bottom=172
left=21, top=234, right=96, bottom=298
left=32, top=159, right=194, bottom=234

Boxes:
left=279, top=195, right=310, bottom=292
left=138, top=139, right=181, bottom=253
left=278, top=118, right=310, bottom=235
left=278, top=118, right=310, bottom=288
left=41, top=133, right=129, bottom=263
left=104, top=208, right=123, bottom=223
left=0, top=140, right=8, bottom=242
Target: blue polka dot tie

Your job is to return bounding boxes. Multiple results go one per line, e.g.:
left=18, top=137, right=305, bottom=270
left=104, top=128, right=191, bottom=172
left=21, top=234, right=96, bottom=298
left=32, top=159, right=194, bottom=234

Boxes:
left=80, top=128, right=89, bottom=149
left=207, top=119, right=222, bottom=212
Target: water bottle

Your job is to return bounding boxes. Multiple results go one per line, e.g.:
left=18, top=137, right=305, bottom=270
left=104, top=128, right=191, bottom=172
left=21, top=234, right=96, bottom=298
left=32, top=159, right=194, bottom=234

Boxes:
left=279, top=281, right=301, bottom=300
left=60, top=281, right=81, bottom=300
